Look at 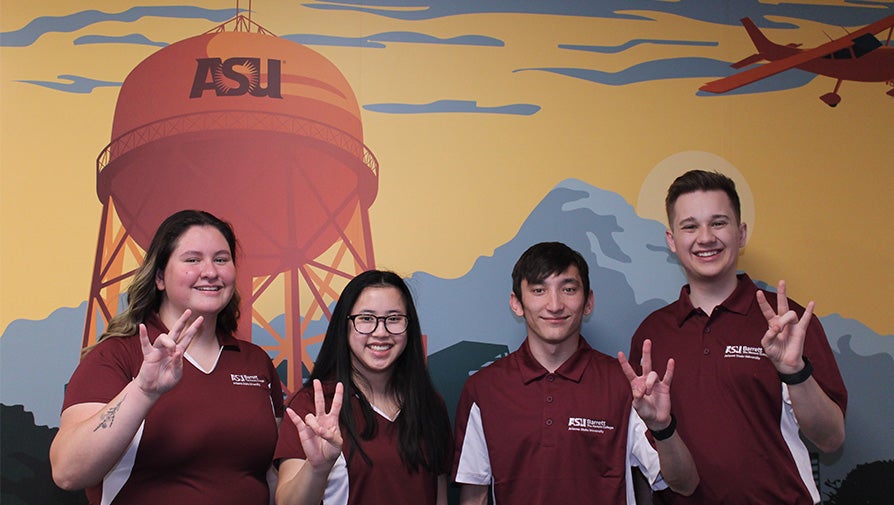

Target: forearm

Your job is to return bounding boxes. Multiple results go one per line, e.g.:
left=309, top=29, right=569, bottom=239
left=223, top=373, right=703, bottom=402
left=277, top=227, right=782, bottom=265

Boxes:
left=655, top=433, right=699, bottom=496
left=275, top=458, right=333, bottom=505
left=459, top=484, right=489, bottom=505
left=50, top=381, right=159, bottom=490
left=435, top=475, right=448, bottom=505
left=787, top=377, right=845, bottom=452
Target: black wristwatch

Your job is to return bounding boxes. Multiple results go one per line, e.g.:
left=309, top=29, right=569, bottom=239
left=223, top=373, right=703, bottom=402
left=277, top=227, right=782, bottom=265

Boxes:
left=649, top=413, right=677, bottom=441
left=778, top=356, right=813, bottom=385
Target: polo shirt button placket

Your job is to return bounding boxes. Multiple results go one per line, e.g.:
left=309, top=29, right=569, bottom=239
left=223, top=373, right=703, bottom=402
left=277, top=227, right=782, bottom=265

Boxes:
left=545, top=392, right=554, bottom=426
left=543, top=374, right=557, bottom=446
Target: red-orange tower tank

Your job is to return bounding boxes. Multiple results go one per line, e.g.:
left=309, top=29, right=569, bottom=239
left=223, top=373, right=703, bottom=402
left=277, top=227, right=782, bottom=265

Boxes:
left=84, top=18, right=377, bottom=390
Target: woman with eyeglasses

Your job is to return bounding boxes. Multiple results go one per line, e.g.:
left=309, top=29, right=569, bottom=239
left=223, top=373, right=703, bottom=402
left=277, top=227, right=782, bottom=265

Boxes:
left=273, top=270, right=452, bottom=505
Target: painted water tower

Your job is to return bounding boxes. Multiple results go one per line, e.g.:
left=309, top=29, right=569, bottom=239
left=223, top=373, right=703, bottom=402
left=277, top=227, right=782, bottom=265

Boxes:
left=83, top=15, right=378, bottom=390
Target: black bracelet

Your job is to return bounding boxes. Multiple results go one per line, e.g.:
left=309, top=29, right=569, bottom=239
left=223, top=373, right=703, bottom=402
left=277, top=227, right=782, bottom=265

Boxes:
left=778, top=356, right=813, bottom=385
left=649, top=413, right=676, bottom=441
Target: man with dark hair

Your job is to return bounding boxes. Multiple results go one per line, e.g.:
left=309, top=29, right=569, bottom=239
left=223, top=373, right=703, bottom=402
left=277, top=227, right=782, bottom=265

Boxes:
left=630, top=170, right=847, bottom=504
left=453, top=241, right=699, bottom=504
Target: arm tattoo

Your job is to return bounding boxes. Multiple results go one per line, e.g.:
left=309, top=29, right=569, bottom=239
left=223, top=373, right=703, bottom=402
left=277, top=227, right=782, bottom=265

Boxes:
left=94, top=395, right=127, bottom=431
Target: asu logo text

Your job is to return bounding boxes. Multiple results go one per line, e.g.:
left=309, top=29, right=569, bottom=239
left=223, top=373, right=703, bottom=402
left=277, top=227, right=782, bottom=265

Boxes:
left=230, top=374, right=267, bottom=387
left=190, top=57, right=283, bottom=98
left=568, top=417, right=615, bottom=434
left=724, top=345, right=766, bottom=360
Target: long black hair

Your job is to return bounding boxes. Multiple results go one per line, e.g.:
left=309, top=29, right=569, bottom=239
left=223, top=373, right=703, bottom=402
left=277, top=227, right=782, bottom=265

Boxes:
left=308, top=270, right=450, bottom=474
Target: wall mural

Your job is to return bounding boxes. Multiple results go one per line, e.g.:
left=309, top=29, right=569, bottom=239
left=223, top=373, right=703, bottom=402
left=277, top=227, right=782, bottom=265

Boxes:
left=1, top=1, right=892, bottom=503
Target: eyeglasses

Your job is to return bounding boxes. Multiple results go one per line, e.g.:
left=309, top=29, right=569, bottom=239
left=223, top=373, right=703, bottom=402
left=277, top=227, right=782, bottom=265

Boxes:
left=347, top=314, right=409, bottom=335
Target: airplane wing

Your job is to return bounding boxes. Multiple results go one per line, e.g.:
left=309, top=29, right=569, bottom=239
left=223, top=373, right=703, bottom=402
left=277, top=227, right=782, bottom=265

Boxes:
left=701, top=14, right=894, bottom=93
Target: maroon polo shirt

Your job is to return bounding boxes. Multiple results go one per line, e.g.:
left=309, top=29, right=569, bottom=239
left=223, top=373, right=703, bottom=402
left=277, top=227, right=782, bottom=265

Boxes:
left=453, top=338, right=661, bottom=504
left=630, top=273, right=847, bottom=505
left=62, top=313, right=284, bottom=505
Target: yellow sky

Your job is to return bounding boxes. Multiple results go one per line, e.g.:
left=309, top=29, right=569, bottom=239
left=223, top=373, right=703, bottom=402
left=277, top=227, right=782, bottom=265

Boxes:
left=2, top=2, right=892, bottom=334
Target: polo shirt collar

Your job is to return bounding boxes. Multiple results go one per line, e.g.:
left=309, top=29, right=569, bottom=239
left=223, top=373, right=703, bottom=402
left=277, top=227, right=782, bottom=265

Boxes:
left=518, top=338, right=592, bottom=384
left=674, top=273, right=756, bottom=326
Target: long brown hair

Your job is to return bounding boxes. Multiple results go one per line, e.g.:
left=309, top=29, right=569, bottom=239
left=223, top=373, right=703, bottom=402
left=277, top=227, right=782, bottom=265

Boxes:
left=94, top=210, right=241, bottom=347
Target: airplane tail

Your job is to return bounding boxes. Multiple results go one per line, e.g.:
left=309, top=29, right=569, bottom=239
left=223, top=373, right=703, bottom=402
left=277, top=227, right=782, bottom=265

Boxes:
left=730, top=17, right=801, bottom=68
left=740, top=17, right=777, bottom=53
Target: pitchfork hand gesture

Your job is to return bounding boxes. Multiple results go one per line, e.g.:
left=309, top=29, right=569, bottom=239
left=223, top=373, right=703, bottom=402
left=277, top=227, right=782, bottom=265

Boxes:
left=756, top=280, right=814, bottom=375
left=136, top=309, right=203, bottom=399
left=619, top=339, right=674, bottom=432
left=287, top=380, right=344, bottom=471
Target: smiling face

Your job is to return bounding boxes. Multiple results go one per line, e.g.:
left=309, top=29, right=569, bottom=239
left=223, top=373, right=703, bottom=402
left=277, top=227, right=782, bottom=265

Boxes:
left=155, top=225, right=236, bottom=326
left=666, top=189, right=747, bottom=288
left=510, top=265, right=594, bottom=350
left=348, top=286, right=409, bottom=381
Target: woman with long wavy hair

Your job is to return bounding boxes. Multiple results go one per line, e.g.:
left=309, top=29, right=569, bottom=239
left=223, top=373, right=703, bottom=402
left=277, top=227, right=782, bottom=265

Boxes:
left=51, top=210, right=283, bottom=504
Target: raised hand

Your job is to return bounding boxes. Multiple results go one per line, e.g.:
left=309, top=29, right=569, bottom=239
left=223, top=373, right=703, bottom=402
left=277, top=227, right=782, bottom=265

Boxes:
left=619, top=339, right=674, bottom=431
left=288, top=380, right=344, bottom=470
left=756, top=280, right=814, bottom=374
left=136, top=309, right=203, bottom=398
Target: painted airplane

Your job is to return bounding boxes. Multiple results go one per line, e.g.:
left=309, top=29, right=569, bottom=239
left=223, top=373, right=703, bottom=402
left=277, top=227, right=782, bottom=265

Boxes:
left=701, top=15, right=894, bottom=106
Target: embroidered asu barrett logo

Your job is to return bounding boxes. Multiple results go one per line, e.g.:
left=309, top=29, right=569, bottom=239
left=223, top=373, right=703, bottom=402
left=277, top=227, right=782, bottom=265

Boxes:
left=230, top=374, right=267, bottom=387
left=567, top=417, right=616, bottom=434
left=724, top=345, right=767, bottom=360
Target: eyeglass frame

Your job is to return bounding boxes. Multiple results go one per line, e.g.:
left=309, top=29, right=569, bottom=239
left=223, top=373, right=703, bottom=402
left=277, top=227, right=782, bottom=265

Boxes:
left=347, top=314, right=410, bottom=335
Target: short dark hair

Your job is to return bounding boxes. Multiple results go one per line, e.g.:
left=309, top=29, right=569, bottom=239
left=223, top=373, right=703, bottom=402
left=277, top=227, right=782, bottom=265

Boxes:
left=665, top=170, right=741, bottom=227
left=512, top=242, right=590, bottom=299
